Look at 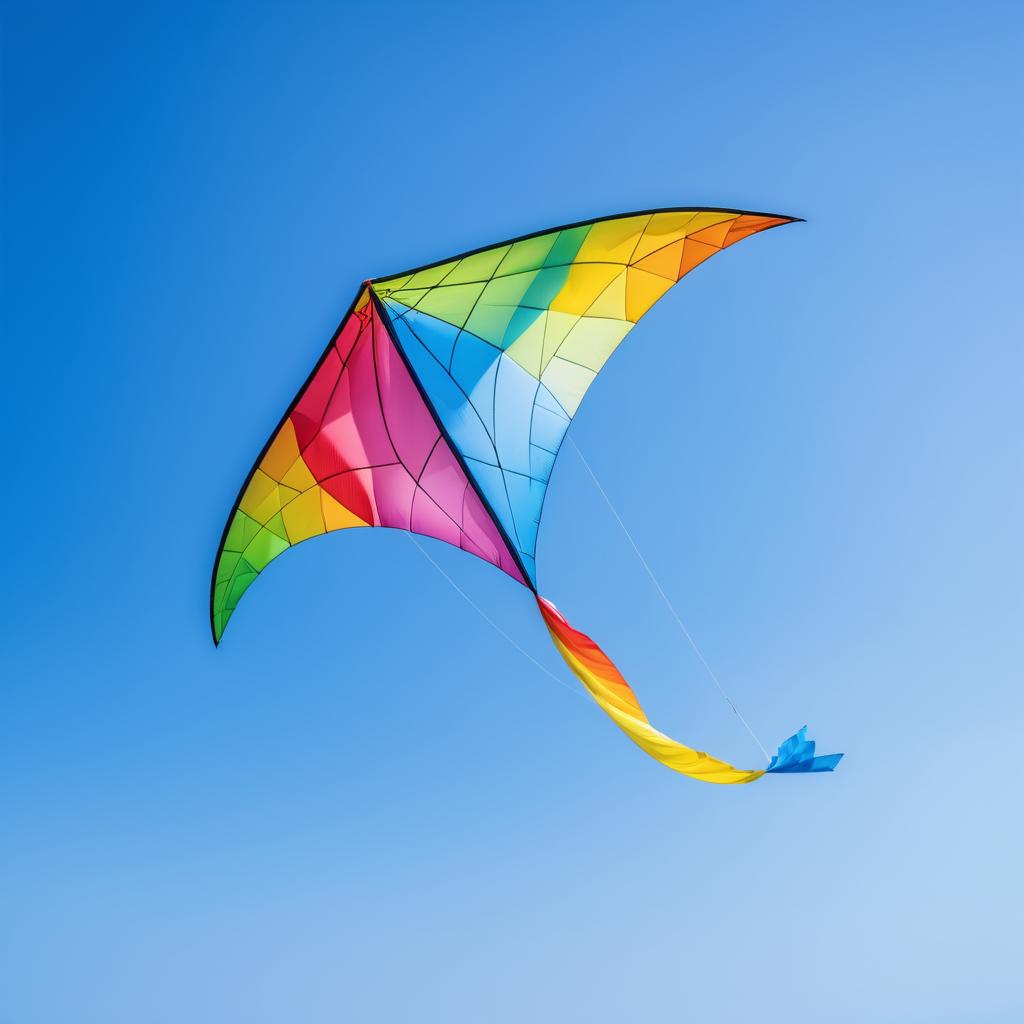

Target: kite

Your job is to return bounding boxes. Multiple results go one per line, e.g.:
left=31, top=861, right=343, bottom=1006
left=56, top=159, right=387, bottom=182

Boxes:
left=210, top=207, right=842, bottom=784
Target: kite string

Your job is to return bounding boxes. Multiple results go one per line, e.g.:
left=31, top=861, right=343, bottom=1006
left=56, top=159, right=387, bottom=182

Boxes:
left=568, top=436, right=772, bottom=764
left=402, top=532, right=592, bottom=706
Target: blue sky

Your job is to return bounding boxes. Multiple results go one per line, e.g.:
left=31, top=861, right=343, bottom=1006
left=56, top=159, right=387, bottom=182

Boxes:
left=3, top=2, right=1022, bottom=1021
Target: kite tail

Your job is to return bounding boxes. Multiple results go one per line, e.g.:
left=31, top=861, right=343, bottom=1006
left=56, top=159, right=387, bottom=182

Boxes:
left=535, top=596, right=842, bottom=784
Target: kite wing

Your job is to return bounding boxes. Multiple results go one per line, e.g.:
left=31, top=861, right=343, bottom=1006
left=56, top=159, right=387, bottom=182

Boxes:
left=212, top=208, right=842, bottom=783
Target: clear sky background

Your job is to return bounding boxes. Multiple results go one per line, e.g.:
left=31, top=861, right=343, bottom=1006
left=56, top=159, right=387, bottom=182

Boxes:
left=3, top=2, right=1022, bottom=1021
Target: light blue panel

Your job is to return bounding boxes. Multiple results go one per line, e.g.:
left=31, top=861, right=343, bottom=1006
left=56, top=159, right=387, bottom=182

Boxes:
left=529, top=443, right=556, bottom=481
left=463, top=456, right=522, bottom=559
left=504, top=470, right=546, bottom=559
left=531, top=384, right=571, bottom=457
left=492, top=353, right=537, bottom=477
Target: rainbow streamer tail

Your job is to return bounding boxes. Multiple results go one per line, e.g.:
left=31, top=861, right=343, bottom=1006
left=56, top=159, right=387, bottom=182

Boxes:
left=536, top=596, right=843, bottom=785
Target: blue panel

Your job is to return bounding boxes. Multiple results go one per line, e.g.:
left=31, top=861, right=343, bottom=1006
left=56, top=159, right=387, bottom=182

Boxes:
left=493, top=354, right=538, bottom=477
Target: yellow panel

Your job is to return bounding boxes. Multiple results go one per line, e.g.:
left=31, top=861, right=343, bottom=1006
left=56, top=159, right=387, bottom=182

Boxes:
left=504, top=312, right=546, bottom=378
left=583, top=269, right=627, bottom=320
left=259, top=420, right=301, bottom=482
left=276, top=482, right=301, bottom=507
left=321, top=489, right=368, bottom=531
left=239, top=469, right=278, bottom=523
left=631, top=211, right=736, bottom=265
left=548, top=263, right=622, bottom=316
left=575, top=215, right=649, bottom=265
left=556, top=317, right=632, bottom=374
left=280, top=453, right=317, bottom=492
left=541, top=356, right=596, bottom=416
left=281, top=486, right=326, bottom=543
left=625, top=267, right=676, bottom=322
left=630, top=211, right=699, bottom=261
left=677, top=210, right=735, bottom=236
left=540, top=310, right=580, bottom=374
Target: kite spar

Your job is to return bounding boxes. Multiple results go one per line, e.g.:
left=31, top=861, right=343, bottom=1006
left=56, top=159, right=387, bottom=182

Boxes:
left=211, top=208, right=842, bottom=783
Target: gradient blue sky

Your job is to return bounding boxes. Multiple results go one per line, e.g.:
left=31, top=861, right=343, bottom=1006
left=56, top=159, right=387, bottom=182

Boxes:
left=3, top=2, right=1022, bottom=1021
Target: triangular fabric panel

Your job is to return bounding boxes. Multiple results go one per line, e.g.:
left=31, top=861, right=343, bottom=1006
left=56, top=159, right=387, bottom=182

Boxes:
left=373, top=211, right=792, bottom=585
left=211, top=288, right=526, bottom=641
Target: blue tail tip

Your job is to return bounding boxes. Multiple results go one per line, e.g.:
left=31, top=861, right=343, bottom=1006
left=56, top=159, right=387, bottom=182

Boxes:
left=766, top=726, right=843, bottom=774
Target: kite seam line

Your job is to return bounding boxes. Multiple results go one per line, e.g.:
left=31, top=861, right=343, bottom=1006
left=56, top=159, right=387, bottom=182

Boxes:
left=569, top=437, right=772, bottom=763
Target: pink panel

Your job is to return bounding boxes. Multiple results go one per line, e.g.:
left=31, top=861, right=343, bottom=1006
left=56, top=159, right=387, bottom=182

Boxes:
left=324, top=326, right=394, bottom=468
left=419, top=439, right=467, bottom=508
left=371, top=464, right=417, bottom=530
left=372, top=312, right=438, bottom=478
left=411, top=489, right=463, bottom=549
left=462, top=486, right=525, bottom=582
left=419, top=442, right=526, bottom=585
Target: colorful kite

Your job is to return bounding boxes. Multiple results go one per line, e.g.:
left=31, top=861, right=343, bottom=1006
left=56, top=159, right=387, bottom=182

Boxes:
left=211, top=208, right=842, bottom=783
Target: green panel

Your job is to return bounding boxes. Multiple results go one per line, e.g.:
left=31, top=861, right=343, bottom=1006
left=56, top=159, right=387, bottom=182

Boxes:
left=443, top=245, right=511, bottom=285
left=464, top=303, right=518, bottom=349
left=495, top=233, right=558, bottom=276
left=405, top=261, right=459, bottom=290
left=215, top=550, right=241, bottom=584
left=417, top=281, right=486, bottom=328
left=544, top=225, right=590, bottom=267
left=241, top=527, right=290, bottom=572
left=385, top=286, right=428, bottom=307
left=264, top=511, right=290, bottom=541
left=224, top=510, right=262, bottom=553
left=226, top=569, right=258, bottom=613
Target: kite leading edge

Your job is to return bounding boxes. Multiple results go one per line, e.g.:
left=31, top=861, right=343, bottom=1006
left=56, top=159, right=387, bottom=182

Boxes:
left=210, top=207, right=843, bottom=784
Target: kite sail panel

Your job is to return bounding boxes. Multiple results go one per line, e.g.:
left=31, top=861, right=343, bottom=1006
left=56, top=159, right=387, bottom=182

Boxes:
left=211, top=208, right=842, bottom=784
